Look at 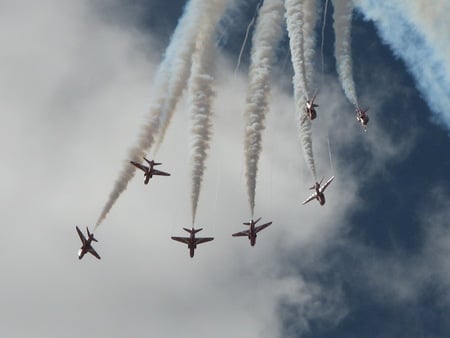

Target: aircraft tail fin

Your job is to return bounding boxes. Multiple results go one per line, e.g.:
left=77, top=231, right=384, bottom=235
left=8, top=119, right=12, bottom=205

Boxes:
left=183, top=227, right=203, bottom=234
left=143, top=157, right=161, bottom=166
left=87, top=227, right=98, bottom=242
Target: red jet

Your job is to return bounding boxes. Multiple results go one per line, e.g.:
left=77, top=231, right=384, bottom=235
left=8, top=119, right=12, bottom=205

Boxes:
left=304, top=89, right=319, bottom=120
left=76, top=226, right=100, bottom=260
left=171, top=227, right=214, bottom=258
left=232, top=217, right=272, bottom=246
left=130, top=157, right=170, bottom=184
left=302, top=176, right=335, bottom=206
left=355, top=105, right=369, bottom=130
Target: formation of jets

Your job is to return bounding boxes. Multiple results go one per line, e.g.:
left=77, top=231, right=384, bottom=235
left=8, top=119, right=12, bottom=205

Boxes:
left=232, top=217, right=272, bottom=246
left=77, top=135, right=340, bottom=260
left=76, top=226, right=101, bottom=260
left=171, top=227, right=214, bottom=258
left=302, top=176, right=335, bottom=206
left=130, top=157, right=170, bottom=184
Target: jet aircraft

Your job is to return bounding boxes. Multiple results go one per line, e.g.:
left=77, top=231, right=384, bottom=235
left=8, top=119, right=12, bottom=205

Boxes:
left=304, top=89, right=319, bottom=120
left=130, top=157, right=170, bottom=184
left=171, top=227, right=214, bottom=258
left=302, top=176, right=335, bottom=206
left=76, top=226, right=100, bottom=260
left=232, top=217, right=272, bottom=246
left=355, top=105, right=369, bottom=130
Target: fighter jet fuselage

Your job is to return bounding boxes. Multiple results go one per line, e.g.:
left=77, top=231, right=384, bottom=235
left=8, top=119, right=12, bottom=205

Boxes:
left=76, top=226, right=100, bottom=260
left=232, top=217, right=272, bottom=247
left=171, top=227, right=214, bottom=258
left=130, top=157, right=170, bottom=185
left=302, top=176, right=335, bottom=206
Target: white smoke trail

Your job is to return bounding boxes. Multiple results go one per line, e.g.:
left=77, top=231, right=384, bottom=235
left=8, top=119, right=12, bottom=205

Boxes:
left=285, top=0, right=308, bottom=99
left=150, top=0, right=217, bottom=156
left=244, top=0, right=284, bottom=217
left=355, top=0, right=450, bottom=130
left=285, top=0, right=317, bottom=182
left=95, top=0, right=210, bottom=228
left=332, top=0, right=358, bottom=105
left=189, top=0, right=226, bottom=224
left=299, top=115, right=317, bottom=181
left=302, top=0, right=318, bottom=90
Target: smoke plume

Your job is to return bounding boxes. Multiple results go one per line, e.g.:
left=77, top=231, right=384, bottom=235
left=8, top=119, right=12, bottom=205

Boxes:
left=189, top=0, right=226, bottom=224
left=355, top=0, right=450, bottom=130
left=332, top=0, right=358, bottom=105
left=244, top=0, right=284, bottom=216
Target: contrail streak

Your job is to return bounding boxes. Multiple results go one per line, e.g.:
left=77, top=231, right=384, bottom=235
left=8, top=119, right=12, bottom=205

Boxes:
left=355, top=0, right=450, bottom=130
left=244, top=0, right=284, bottom=216
left=95, top=0, right=209, bottom=228
left=234, top=0, right=263, bottom=74
left=285, top=0, right=317, bottom=182
left=332, top=0, right=358, bottom=105
left=320, top=0, right=329, bottom=84
left=189, top=0, right=226, bottom=224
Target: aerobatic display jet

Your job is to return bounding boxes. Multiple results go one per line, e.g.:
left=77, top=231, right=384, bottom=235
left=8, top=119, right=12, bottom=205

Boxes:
left=76, top=226, right=100, bottom=260
left=304, top=89, right=319, bottom=120
left=171, top=227, right=214, bottom=258
left=355, top=105, right=369, bottom=130
left=302, top=176, right=335, bottom=206
left=232, top=217, right=272, bottom=246
left=130, top=157, right=170, bottom=184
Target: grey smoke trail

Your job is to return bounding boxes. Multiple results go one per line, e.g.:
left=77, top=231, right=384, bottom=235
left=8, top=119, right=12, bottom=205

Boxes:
left=189, top=0, right=226, bottom=224
left=285, top=0, right=317, bottom=182
left=244, top=0, right=284, bottom=217
left=95, top=0, right=208, bottom=228
left=332, top=0, right=358, bottom=105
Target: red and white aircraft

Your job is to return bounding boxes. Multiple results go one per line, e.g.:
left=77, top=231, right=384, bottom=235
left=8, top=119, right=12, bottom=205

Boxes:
left=355, top=105, right=369, bottom=130
left=302, top=176, right=335, bottom=206
left=232, top=217, right=272, bottom=246
left=171, top=227, right=214, bottom=258
left=304, top=89, right=319, bottom=120
left=76, top=226, right=100, bottom=260
left=130, top=157, right=170, bottom=184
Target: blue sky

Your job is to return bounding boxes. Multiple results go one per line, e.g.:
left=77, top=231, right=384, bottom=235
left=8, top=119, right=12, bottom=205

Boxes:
left=0, top=0, right=448, bottom=337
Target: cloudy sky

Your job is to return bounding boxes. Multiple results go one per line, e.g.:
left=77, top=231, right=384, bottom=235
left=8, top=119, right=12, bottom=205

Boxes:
left=0, top=0, right=449, bottom=337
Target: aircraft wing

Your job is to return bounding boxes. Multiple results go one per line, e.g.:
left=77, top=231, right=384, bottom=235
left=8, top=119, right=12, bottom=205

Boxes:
left=302, top=192, right=317, bottom=205
left=320, top=176, right=335, bottom=192
left=76, top=226, right=86, bottom=245
left=232, top=230, right=249, bottom=237
left=152, top=169, right=171, bottom=176
left=195, top=237, right=214, bottom=245
left=88, top=247, right=101, bottom=260
left=171, top=236, right=190, bottom=244
left=130, top=161, right=148, bottom=173
left=255, top=221, right=272, bottom=233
